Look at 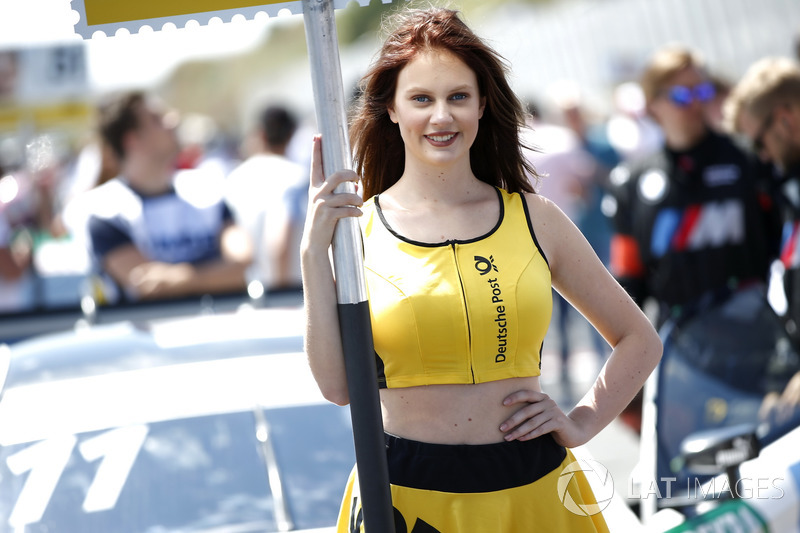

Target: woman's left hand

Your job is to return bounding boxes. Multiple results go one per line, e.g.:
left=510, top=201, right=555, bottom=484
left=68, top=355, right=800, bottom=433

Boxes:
left=499, top=390, right=589, bottom=448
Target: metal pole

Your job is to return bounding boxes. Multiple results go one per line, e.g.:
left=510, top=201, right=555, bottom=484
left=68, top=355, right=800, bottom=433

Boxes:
left=301, top=1, right=395, bottom=531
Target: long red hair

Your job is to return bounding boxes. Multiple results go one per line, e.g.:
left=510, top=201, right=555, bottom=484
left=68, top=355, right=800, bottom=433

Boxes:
left=349, top=7, right=538, bottom=200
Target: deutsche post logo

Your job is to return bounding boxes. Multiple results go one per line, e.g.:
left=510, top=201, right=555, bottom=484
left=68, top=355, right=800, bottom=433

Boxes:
left=474, top=255, right=498, bottom=275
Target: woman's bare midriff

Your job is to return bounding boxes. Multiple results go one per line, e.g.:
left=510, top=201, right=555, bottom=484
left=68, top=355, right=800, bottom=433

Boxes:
left=379, top=376, right=542, bottom=445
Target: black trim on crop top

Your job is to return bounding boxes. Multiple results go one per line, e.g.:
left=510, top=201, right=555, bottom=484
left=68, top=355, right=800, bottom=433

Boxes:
left=373, top=186, right=505, bottom=247
left=373, top=185, right=549, bottom=266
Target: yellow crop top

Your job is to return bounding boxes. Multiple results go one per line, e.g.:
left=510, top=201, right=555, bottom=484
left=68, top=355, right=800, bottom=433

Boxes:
left=361, top=187, right=553, bottom=389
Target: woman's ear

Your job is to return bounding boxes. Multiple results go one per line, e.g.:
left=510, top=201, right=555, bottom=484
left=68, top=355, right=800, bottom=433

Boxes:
left=388, top=106, right=398, bottom=124
left=479, top=97, right=486, bottom=119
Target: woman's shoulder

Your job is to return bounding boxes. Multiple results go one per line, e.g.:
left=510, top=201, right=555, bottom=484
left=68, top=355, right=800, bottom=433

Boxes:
left=519, top=190, right=562, bottom=218
left=359, top=195, right=380, bottom=236
left=362, top=194, right=378, bottom=215
left=519, top=191, right=578, bottom=262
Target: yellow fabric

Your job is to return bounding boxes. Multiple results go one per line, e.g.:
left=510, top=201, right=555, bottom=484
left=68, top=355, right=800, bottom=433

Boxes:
left=361, top=188, right=552, bottom=388
left=337, top=447, right=610, bottom=533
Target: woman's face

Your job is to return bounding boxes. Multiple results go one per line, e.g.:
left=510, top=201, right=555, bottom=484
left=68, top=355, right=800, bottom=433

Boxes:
left=388, top=49, right=485, bottom=170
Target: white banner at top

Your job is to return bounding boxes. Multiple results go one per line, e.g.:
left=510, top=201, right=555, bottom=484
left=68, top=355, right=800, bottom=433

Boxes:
left=70, top=0, right=382, bottom=39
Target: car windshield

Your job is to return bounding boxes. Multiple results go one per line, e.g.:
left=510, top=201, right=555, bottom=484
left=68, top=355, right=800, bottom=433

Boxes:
left=0, top=306, right=355, bottom=533
left=4, top=307, right=305, bottom=387
left=656, top=287, right=800, bottom=495
left=0, top=404, right=354, bottom=532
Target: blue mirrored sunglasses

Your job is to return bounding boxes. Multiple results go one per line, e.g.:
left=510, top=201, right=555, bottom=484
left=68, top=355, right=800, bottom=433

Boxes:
left=666, top=82, right=716, bottom=107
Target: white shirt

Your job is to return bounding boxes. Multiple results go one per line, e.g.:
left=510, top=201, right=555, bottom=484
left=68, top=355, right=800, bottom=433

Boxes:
left=225, top=154, right=307, bottom=288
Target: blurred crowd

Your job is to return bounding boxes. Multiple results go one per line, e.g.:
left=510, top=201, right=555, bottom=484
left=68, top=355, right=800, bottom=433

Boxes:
left=0, top=41, right=799, bottom=343
left=0, top=94, right=313, bottom=314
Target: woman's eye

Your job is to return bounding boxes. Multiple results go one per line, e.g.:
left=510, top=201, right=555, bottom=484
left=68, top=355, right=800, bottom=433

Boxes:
left=412, top=96, right=430, bottom=103
left=451, top=93, right=468, bottom=101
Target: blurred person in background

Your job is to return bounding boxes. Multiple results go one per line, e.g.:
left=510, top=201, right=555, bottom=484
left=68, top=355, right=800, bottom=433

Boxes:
left=57, top=135, right=119, bottom=244
left=0, top=134, right=68, bottom=312
left=550, top=82, right=620, bottom=270
left=604, top=45, right=780, bottom=432
left=704, top=73, right=733, bottom=133
left=0, top=210, right=31, bottom=309
left=524, top=98, right=607, bottom=384
left=553, top=83, right=620, bottom=364
left=226, top=104, right=307, bottom=292
left=726, top=56, right=800, bottom=343
left=604, top=81, right=663, bottom=163
left=0, top=159, right=34, bottom=312
left=605, top=45, right=778, bottom=328
left=174, top=112, right=239, bottom=180
left=84, top=91, right=252, bottom=303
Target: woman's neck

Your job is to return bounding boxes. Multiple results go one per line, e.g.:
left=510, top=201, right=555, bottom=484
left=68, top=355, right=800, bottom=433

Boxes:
left=388, top=160, right=486, bottom=207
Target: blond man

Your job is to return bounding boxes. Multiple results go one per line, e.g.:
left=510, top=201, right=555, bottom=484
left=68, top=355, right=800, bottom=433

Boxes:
left=727, top=57, right=800, bottom=338
left=725, top=56, right=800, bottom=174
left=605, top=45, right=778, bottom=327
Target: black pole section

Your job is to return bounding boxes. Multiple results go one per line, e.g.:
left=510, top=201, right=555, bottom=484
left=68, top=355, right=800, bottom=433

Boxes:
left=302, top=0, right=396, bottom=530
left=338, top=301, right=395, bottom=531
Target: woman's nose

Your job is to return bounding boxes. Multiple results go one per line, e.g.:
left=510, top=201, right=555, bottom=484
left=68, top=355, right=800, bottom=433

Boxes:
left=431, top=102, right=453, bottom=124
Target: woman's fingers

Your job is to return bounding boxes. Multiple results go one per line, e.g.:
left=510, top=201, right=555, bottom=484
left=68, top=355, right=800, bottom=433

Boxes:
left=309, top=134, right=361, bottom=197
left=499, top=390, right=587, bottom=446
left=320, top=171, right=361, bottom=199
left=311, top=173, right=362, bottom=217
left=507, top=414, right=562, bottom=442
left=310, top=134, right=325, bottom=188
left=500, top=393, right=555, bottom=432
left=502, top=389, right=549, bottom=407
left=308, top=134, right=362, bottom=210
left=499, top=390, right=581, bottom=443
left=303, top=134, right=364, bottom=250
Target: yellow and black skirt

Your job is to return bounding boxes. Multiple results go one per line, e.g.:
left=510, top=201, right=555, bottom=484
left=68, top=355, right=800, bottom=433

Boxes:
left=337, top=433, right=609, bottom=533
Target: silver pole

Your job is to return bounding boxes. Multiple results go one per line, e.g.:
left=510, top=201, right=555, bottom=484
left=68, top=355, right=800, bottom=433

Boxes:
left=302, top=0, right=367, bottom=305
left=301, top=2, right=395, bottom=531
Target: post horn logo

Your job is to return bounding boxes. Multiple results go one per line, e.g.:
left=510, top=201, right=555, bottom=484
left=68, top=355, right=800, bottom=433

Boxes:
left=474, top=255, right=498, bottom=275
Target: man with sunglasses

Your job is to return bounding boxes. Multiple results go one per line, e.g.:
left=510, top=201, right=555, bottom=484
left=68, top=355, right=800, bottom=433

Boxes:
left=726, top=56, right=800, bottom=341
left=603, top=46, right=780, bottom=434
left=605, top=46, right=778, bottom=330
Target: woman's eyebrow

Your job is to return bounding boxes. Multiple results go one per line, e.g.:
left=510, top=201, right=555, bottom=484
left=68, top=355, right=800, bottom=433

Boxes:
left=401, top=83, right=475, bottom=94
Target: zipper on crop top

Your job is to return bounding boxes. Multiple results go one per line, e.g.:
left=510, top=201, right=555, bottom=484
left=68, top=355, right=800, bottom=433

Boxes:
left=450, top=241, right=476, bottom=383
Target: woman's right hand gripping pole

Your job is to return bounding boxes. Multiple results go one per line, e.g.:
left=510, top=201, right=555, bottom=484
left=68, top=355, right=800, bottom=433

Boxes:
left=301, top=134, right=363, bottom=406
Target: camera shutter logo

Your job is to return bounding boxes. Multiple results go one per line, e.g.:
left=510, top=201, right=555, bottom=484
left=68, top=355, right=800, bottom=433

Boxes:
left=557, top=459, right=614, bottom=516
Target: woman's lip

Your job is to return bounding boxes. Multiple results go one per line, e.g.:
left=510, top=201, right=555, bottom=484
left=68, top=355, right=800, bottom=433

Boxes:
left=425, top=132, right=458, bottom=145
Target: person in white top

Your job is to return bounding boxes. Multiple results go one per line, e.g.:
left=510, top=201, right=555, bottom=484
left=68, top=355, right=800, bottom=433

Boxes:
left=86, top=92, right=252, bottom=302
left=226, top=105, right=308, bottom=291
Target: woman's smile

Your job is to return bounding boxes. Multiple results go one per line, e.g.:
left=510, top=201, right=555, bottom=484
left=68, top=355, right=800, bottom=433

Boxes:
left=425, top=132, right=459, bottom=146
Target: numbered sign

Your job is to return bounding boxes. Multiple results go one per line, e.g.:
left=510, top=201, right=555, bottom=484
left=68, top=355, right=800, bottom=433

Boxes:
left=0, top=44, right=90, bottom=133
left=0, top=44, right=87, bottom=105
left=71, top=0, right=373, bottom=37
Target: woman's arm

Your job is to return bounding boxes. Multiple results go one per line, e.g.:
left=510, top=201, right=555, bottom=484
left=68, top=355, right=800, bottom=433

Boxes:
left=501, top=193, right=662, bottom=447
left=301, top=135, right=363, bottom=406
